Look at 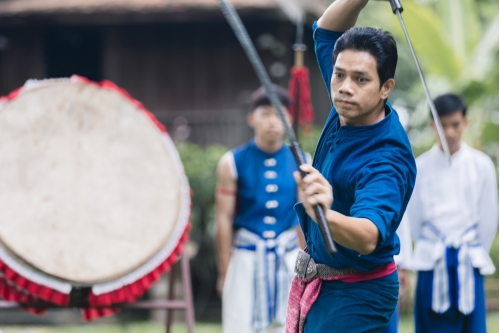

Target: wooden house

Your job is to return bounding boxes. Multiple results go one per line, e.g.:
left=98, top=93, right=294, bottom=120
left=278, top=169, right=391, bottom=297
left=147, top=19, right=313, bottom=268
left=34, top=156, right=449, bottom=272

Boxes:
left=0, top=0, right=331, bottom=148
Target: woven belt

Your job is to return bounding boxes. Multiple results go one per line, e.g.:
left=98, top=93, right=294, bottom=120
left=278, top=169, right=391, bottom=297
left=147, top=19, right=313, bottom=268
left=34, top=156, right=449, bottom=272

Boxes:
left=294, top=249, right=362, bottom=280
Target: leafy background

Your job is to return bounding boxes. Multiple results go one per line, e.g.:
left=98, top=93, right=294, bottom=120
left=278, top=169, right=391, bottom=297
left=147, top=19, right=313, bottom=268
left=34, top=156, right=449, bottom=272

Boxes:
left=357, top=0, right=498, bottom=160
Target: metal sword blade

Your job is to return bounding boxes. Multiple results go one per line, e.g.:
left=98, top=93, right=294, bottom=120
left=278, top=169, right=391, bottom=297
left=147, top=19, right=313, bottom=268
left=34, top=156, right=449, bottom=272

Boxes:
left=394, top=10, right=452, bottom=164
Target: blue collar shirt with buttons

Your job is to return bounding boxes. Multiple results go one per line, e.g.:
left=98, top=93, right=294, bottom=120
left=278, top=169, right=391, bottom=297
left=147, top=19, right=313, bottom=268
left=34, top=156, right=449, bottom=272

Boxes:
left=231, top=139, right=300, bottom=239
left=296, top=22, right=417, bottom=272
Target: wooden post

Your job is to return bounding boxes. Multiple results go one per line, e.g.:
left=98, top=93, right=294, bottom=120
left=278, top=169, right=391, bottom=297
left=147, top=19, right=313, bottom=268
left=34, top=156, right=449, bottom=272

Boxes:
left=165, top=262, right=177, bottom=333
left=165, top=253, right=195, bottom=333
left=180, top=253, right=195, bottom=333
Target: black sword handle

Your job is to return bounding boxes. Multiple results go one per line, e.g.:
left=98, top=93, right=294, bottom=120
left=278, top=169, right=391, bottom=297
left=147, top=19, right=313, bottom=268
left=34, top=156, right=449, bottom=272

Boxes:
left=389, top=0, right=403, bottom=13
left=290, top=142, right=337, bottom=254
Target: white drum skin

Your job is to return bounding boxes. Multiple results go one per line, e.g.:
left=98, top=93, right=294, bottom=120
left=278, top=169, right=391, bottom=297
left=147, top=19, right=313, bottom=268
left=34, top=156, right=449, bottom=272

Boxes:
left=0, top=81, right=182, bottom=284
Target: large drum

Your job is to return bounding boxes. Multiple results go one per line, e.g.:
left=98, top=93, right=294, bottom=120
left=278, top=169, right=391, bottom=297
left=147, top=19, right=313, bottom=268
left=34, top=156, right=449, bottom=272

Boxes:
left=0, top=76, right=191, bottom=320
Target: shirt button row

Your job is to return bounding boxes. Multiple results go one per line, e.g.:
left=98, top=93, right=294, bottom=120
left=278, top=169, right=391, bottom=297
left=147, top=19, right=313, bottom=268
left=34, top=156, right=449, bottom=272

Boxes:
left=263, top=230, right=276, bottom=239
left=266, top=184, right=278, bottom=193
left=265, top=200, right=279, bottom=209
left=264, top=158, right=277, bottom=167
left=264, top=216, right=276, bottom=224
left=264, top=171, right=277, bottom=179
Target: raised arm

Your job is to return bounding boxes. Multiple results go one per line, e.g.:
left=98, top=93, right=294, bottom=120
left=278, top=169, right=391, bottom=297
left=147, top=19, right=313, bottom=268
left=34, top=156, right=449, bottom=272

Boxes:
left=317, top=0, right=369, bottom=32
left=215, top=153, right=237, bottom=296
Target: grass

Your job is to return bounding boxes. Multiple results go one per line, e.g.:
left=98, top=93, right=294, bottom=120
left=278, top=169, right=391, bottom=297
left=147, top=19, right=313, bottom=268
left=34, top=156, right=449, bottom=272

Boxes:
left=0, top=312, right=498, bottom=332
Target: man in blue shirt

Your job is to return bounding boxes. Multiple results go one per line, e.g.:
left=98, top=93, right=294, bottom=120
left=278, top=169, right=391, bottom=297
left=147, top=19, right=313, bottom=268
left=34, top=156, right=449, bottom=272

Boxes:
left=286, top=1, right=416, bottom=332
left=216, top=86, right=305, bottom=333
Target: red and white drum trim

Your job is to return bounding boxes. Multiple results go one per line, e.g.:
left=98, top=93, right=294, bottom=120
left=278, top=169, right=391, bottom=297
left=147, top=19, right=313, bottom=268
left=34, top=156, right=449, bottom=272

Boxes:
left=0, top=76, right=191, bottom=320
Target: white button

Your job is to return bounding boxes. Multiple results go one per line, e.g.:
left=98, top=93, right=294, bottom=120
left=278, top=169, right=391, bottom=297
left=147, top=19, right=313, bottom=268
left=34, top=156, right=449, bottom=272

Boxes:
left=265, top=200, right=279, bottom=209
left=266, top=184, right=278, bottom=193
left=264, top=158, right=277, bottom=167
left=264, top=171, right=277, bottom=179
left=263, top=230, right=276, bottom=239
left=264, top=216, right=276, bottom=224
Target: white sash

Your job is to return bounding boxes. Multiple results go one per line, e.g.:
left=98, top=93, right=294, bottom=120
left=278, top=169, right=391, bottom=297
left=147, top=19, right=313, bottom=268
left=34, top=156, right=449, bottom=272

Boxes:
left=234, top=228, right=298, bottom=331
left=415, top=223, right=494, bottom=315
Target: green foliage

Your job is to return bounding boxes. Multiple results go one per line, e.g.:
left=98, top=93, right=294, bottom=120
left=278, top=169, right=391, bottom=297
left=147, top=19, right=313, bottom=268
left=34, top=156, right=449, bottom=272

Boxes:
left=490, top=234, right=499, bottom=279
left=175, top=142, right=227, bottom=234
left=357, top=0, right=499, bottom=162
left=296, top=125, right=323, bottom=157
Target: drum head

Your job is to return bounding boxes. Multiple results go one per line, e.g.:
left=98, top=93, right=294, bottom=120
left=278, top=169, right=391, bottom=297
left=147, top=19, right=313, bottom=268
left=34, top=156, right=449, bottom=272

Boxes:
left=0, top=81, right=182, bottom=283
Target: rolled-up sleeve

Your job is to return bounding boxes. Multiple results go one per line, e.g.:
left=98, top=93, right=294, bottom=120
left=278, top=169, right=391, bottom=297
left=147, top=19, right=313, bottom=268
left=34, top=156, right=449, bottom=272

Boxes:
left=350, top=159, right=411, bottom=249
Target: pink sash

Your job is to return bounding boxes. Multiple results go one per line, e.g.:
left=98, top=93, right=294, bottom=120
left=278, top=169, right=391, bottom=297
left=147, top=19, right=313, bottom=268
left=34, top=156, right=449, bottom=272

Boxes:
left=285, top=261, right=397, bottom=333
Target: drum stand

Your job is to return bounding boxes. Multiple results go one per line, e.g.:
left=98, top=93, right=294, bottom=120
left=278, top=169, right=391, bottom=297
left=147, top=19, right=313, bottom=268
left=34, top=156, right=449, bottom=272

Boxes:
left=163, top=253, right=195, bottom=333
left=0, top=253, right=195, bottom=333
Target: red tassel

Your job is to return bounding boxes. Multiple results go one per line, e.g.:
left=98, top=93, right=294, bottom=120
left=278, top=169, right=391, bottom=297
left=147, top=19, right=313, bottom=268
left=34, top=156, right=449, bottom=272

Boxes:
left=288, top=67, right=315, bottom=129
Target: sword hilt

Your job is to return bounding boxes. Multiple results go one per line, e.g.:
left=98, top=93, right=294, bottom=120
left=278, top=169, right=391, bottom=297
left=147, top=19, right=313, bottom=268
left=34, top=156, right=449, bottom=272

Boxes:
left=389, top=0, right=403, bottom=13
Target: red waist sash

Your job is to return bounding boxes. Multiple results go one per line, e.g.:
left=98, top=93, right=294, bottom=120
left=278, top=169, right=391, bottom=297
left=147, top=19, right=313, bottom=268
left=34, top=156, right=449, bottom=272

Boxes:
left=285, top=260, right=397, bottom=333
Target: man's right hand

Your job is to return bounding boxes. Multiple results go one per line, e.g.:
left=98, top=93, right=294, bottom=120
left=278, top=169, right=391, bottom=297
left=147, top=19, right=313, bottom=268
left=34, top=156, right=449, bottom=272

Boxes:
left=294, top=164, right=333, bottom=223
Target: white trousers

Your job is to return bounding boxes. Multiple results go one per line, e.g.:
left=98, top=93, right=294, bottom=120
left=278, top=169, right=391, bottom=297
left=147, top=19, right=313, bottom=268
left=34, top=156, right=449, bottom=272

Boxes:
left=222, top=247, right=298, bottom=333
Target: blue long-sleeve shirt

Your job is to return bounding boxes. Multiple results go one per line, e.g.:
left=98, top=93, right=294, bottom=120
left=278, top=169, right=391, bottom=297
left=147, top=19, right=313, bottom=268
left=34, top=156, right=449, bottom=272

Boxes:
left=295, top=22, right=417, bottom=272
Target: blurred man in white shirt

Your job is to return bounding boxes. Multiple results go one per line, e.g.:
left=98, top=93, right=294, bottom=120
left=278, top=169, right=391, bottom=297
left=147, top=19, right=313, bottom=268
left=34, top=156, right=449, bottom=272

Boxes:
left=406, top=93, right=498, bottom=333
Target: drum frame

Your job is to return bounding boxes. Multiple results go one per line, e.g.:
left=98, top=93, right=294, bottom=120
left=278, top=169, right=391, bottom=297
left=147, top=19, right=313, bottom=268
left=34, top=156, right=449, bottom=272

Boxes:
left=0, top=253, right=195, bottom=333
left=0, top=76, right=192, bottom=323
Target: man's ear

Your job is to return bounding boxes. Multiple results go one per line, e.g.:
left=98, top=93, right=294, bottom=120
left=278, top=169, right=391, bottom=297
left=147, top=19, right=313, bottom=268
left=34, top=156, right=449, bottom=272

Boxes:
left=380, top=78, right=395, bottom=100
left=247, top=112, right=255, bottom=128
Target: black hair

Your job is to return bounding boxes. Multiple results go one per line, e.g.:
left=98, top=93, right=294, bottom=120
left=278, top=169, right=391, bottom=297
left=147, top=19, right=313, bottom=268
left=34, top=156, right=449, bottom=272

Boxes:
left=432, top=93, right=467, bottom=118
left=250, top=85, right=291, bottom=111
left=332, top=27, right=398, bottom=87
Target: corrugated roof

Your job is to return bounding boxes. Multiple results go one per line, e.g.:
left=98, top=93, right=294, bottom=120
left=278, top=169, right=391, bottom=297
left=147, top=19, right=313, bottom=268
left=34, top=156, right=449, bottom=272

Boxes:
left=0, top=0, right=328, bottom=18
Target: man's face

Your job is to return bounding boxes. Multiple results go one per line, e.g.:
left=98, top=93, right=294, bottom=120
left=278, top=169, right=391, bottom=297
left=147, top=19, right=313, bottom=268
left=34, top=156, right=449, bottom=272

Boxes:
left=430, top=111, right=467, bottom=153
left=247, top=105, right=290, bottom=142
left=331, top=50, right=394, bottom=126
